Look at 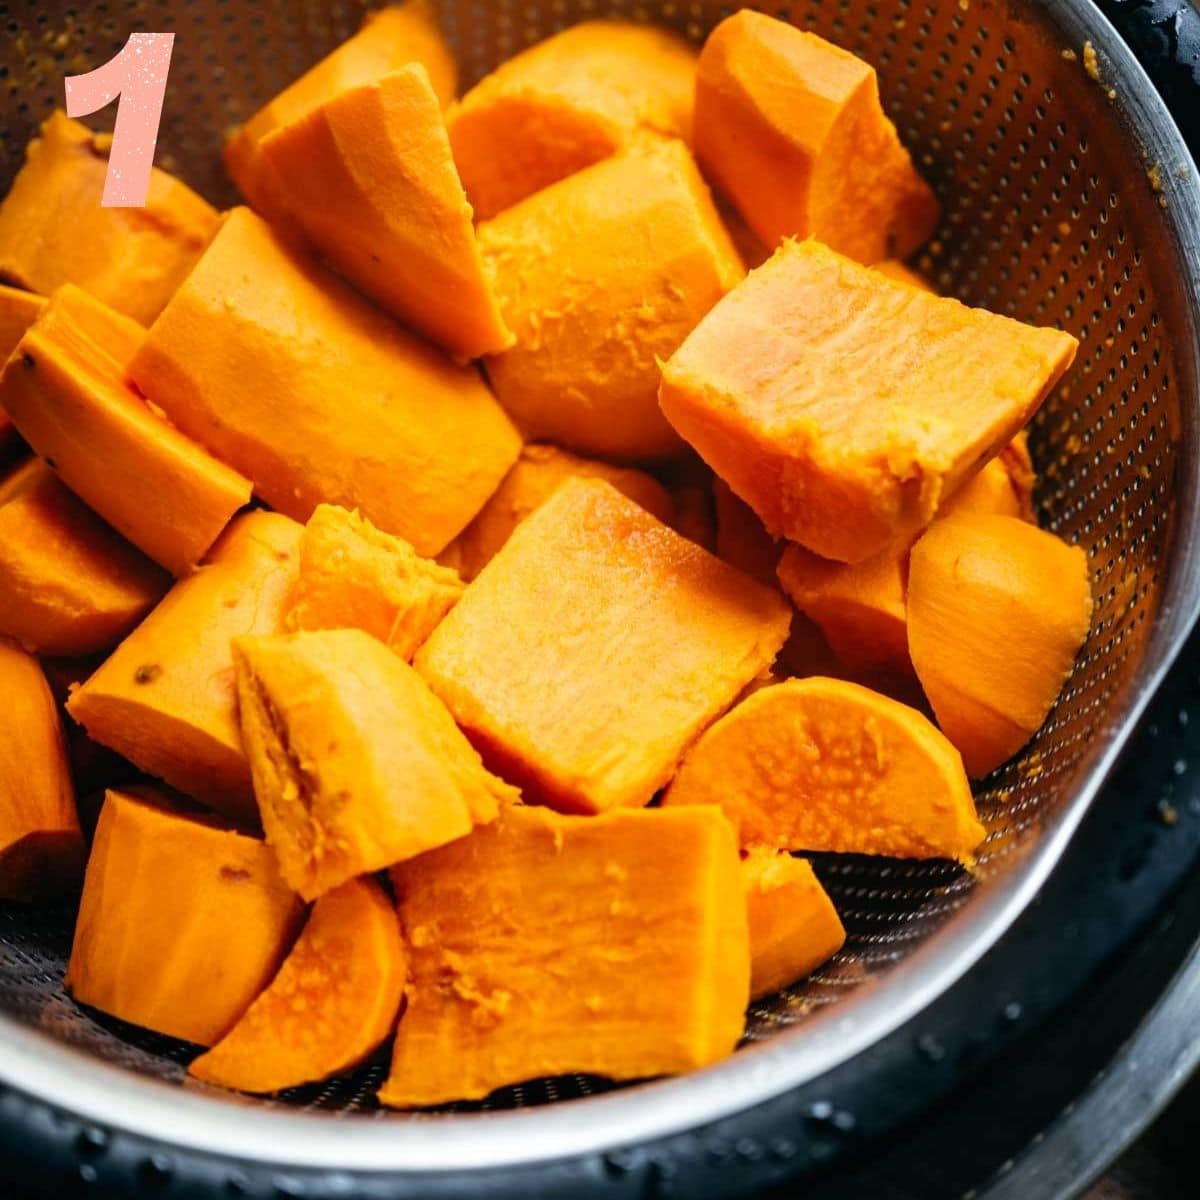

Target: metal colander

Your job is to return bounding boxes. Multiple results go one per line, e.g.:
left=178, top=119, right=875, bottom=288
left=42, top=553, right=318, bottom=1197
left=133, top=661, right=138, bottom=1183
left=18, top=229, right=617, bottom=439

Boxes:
left=0, top=0, right=1198, bottom=1186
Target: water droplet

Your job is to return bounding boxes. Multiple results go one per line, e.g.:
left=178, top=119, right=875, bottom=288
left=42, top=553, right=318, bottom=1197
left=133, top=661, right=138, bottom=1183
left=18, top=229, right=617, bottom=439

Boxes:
left=75, top=1126, right=109, bottom=1157
left=1003, top=1000, right=1024, bottom=1022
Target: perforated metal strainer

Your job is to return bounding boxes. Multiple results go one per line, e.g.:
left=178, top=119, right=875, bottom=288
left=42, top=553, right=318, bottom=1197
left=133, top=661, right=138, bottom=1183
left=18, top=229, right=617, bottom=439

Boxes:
left=0, top=0, right=1198, bottom=1194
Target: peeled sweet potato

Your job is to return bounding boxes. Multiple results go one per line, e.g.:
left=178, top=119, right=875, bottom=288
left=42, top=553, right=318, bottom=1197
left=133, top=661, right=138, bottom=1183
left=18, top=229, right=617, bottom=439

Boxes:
left=416, top=478, right=791, bottom=814
left=68, top=511, right=302, bottom=824
left=694, top=12, right=938, bottom=263
left=448, top=20, right=697, bottom=220
left=0, top=113, right=217, bottom=325
left=0, top=639, right=84, bottom=900
left=0, top=458, right=168, bottom=656
left=379, top=804, right=748, bottom=1107
left=442, top=444, right=674, bottom=581
left=235, top=628, right=517, bottom=900
left=660, top=239, right=1078, bottom=562
left=743, top=849, right=845, bottom=999
left=479, top=138, right=744, bottom=461
left=189, top=877, right=405, bottom=1093
left=128, top=207, right=521, bottom=558
left=66, top=789, right=303, bottom=1045
left=663, top=677, right=985, bottom=863
left=225, top=1, right=457, bottom=229
left=908, top=513, right=1092, bottom=777
left=1, top=285, right=252, bottom=575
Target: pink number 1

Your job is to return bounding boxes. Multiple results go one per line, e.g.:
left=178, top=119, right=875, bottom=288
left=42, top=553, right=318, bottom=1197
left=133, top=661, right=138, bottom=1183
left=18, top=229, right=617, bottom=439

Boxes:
left=64, top=32, right=175, bottom=208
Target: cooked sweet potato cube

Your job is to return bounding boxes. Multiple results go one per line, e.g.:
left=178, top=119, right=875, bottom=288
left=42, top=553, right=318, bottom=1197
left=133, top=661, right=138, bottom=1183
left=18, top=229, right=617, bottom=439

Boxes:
left=1, top=285, right=252, bottom=575
left=694, top=12, right=938, bottom=263
left=659, top=240, right=1078, bottom=562
left=260, top=65, right=511, bottom=360
left=128, top=207, right=521, bottom=557
left=189, top=877, right=405, bottom=1093
left=0, top=113, right=217, bottom=324
left=285, top=504, right=463, bottom=661
left=908, top=513, right=1092, bottom=777
left=235, top=629, right=517, bottom=900
left=479, top=138, right=744, bottom=461
left=415, top=478, right=791, bottom=813
left=662, top=677, right=985, bottom=863
left=66, top=789, right=303, bottom=1045
left=379, top=804, right=748, bottom=1106
left=743, top=850, right=845, bottom=999
left=448, top=20, right=697, bottom=220
left=67, top=511, right=302, bottom=824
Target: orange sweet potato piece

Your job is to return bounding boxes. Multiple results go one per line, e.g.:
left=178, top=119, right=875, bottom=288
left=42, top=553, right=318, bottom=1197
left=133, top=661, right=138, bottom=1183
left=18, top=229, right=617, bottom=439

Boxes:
left=0, top=639, right=84, bottom=900
left=128, top=207, right=521, bottom=557
left=908, top=513, right=1092, bottom=778
left=0, top=458, right=167, bottom=656
left=442, top=444, right=674, bottom=581
left=286, top=504, right=463, bottom=660
left=66, top=788, right=303, bottom=1045
left=379, top=804, right=748, bottom=1106
left=742, top=850, right=845, bottom=999
left=659, top=239, right=1078, bottom=562
left=67, top=511, right=302, bottom=823
left=940, top=432, right=1036, bottom=521
left=694, top=12, right=938, bottom=263
left=662, top=677, right=984, bottom=863
left=416, top=478, right=791, bottom=814
left=235, top=629, right=517, bottom=900
left=447, top=21, right=697, bottom=220
left=479, top=138, right=744, bottom=461
left=1, top=285, right=252, bottom=575
left=260, top=65, right=510, bottom=361
left=0, top=113, right=217, bottom=325
left=0, top=286, right=45, bottom=457
left=225, top=1, right=457, bottom=228
left=189, top=877, right=405, bottom=1093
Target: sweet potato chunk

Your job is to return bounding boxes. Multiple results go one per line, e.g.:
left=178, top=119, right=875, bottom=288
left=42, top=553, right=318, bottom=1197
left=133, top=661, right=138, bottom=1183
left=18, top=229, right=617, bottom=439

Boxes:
left=286, top=504, right=463, bottom=660
left=379, top=804, right=748, bottom=1106
left=743, top=850, right=845, bottom=999
left=68, top=511, right=302, bottom=823
left=0, top=459, right=168, bottom=656
left=0, top=639, right=84, bottom=900
left=940, top=433, right=1036, bottom=522
left=416, top=478, right=791, bottom=814
left=694, top=12, right=938, bottom=263
left=908, top=513, right=1092, bottom=777
left=260, top=65, right=511, bottom=360
left=66, top=789, right=303, bottom=1045
left=0, top=286, right=45, bottom=456
left=660, top=240, right=1078, bottom=562
left=225, top=1, right=457, bottom=228
left=235, top=629, right=517, bottom=900
left=448, top=21, right=697, bottom=220
left=1, top=285, right=252, bottom=575
left=189, top=877, right=405, bottom=1093
left=442, top=444, right=674, bottom=581
left=662, top=677, right=984, bottom=863
left=479, top=139, right=744, bottom=461
left=0, top=113, right=217, bottom=324
left=128, top=207, right=521, bottom=557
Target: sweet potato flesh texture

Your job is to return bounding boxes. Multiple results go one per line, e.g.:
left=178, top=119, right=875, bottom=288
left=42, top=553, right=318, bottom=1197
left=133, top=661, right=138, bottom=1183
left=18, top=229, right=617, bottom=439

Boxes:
left=189, top=877, right=405, bottom=1093
left=260, top=64, right=511, bottom=361
left=416, top=478, right=791, bottom=814
left=128, top=207, right=521, bottom=558
left=908, top=513, right=1093, bottom=778
left=743, top=850, right=845, bottom=999
left=0, top=285, right=45, bottom=456
left=66, top=789, right=303, bottom=1046
left=380, top=804, right=748, bottom=1107
left=448, top=20, right=697, bottom=220
left=0, top=113, right=217, bottom=325
left=286, top=504, right=463, bottom=661
left=663, top=677, right=984, bottom=863
left=660, top=240, right=1077, bottom=563
left=67, top=511, right=302, bottom=824
left=235, top=628, right=516, bottom=901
